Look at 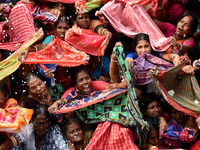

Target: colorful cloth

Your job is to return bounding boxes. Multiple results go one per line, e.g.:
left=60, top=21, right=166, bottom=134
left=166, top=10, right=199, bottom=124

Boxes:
left=130, top=52, right=174, bottom=85
left=85, top=121, right=139, bottom=150
left=0, top=1, right=35, bottom=51
left=65, top=29, right=108, bottom=56
left=22, top=35, right=90, bottom=67
left=101, top=1, right=173, bottom=52
left=0, top=98, right=33, bottom=133
left=0, top=31, right=42, bottom=81
left=75, top=0, right=102, bottom=14
left=160, top=119, right=194, bottom=148
left=32, top=4, right=58, bottom=25
left=41, top=0, right=76, bottom=4
left=150, top=57, right=200, bottom=117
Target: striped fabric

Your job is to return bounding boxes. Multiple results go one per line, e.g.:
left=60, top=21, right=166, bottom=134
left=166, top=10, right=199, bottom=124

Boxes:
left=130, top=53, right=174, bottom=85
left=0, top=1, right=35, bottom=51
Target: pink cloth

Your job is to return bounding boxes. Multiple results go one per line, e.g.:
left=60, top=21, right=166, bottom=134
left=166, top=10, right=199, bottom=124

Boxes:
left=0, top=1, right=35, bottom=51
left=101, top=1, right=171, bottom=52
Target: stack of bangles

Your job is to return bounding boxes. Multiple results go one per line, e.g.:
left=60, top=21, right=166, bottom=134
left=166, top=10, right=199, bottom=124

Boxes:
left=178, top=43, right=182, bottom=51
left=10, top=136, right=18, bottom=147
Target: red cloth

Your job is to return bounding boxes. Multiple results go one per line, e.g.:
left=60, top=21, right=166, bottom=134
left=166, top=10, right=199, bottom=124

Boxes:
left=190, top=138, right=200, bottom=150
left=0, top=1, right=35, bottom=51
left=65, top=29, right=108, bottom=56
left=22, top=35, right=89, bottom=67
left=85, top=121, right=138, bottom=150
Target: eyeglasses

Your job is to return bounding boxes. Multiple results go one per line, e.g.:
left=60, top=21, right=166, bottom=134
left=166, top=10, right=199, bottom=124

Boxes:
left=33, top=121, right=50, bottom=127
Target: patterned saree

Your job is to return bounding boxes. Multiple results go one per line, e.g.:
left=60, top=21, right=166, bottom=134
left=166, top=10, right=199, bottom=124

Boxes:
left=54, top=45, right=149, bottom=146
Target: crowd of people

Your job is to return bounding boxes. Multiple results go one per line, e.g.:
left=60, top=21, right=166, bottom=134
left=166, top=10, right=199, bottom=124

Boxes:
left=0, top=0, right=200, bottom=149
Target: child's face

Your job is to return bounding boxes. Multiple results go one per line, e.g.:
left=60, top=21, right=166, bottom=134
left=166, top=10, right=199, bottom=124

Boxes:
left=0, top=92, right=8, bottom=108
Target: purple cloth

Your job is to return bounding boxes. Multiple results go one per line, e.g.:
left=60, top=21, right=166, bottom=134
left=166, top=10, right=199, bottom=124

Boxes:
left=130, top=53, right=174, bottom=85
left=160, top=119, right=194, bottom=148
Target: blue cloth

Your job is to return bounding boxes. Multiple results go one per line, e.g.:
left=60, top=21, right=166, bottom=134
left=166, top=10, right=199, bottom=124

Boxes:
left=196, top=16, right=200, bottom=33
left=126, top=51, right=163, bottom=59
left=42, top=35, right=54, bottom=45
left=91, top=56, right=110, bottom=80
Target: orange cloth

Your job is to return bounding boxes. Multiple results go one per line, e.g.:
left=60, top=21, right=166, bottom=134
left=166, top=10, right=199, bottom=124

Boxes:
left=0, top=98, right=33, bottom=133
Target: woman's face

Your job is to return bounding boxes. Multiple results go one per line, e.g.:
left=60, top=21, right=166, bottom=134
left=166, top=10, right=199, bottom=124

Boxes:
left=170, top=107, right=185, bottom=123
left=145, top=100, right=161, bottom=118
left=55, top=22, right=70, bottom=41
left=176, top=16, right=193, bottom=37
left=76, top=13, right=91, bottom=29
left=27, top=77, right=48, bottom=97
left=54, top=3, right=66, bottom=15
left=66, top=122, right=83, bottom=143
left=147, top=127, right=159, bottom=146
left=135, top=40, right=152, bottom=56
left=76, top=71, right=92, bottom=94
left=33, top=114, right=50, bottom=136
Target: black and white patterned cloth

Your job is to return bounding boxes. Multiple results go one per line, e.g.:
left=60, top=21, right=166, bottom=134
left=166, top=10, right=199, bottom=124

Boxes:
left=11, top=124, right=69, bottom=150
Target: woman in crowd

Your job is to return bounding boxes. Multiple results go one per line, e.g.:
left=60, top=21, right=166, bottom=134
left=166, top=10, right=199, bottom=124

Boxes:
left=60, top=117, right=85, bottom=150
left=24, top=71, right=63, bottom=109
left=0, top=104, right=68, bottom=150
left=139, top=92, right=169, bottom=134
left=159, top=105, right=199, bottom=149
left=48, top=66, right=139, bottom=149
left=153, top=13, right=198, bottom=55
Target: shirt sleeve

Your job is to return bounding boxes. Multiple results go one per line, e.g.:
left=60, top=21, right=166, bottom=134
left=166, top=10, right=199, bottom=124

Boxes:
left=42, top=35, right=54, bottom=45
left=160, top=22, right=176, bottom=37
left=126, top=52, right=137, bottom=59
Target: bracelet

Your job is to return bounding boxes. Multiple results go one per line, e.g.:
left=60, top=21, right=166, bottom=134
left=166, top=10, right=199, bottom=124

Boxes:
left=0, top=146, right=6, bottom=150
left=102, top=28, right=108, bottom=36
left=34, top=45, right=38, bottom=52
left=111, top=57, right=117, bottom=62
left=172, top=54, right=178, bottom=61
left=57, top=100, right=61, bottom=104
left=113, top=83, right=117, bottom=88
left=178, top=43, right=182, bottom=51
left=110, top=77, right=120, bottom=83
left=10, top=136, right=17, bottom=147
left=158, top=5, right=163, bottom=9
left=52, top=9, right=55, bottom=14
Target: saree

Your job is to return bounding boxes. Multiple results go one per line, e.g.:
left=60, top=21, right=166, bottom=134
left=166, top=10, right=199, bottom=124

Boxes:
left=130, top=53, right=174, bottom=85
left=0, top=31, right=43, bottom=81
left=0, top=1, right=35, bottom=51
left=150, top=57, right=200, bottom=117
left=41, top=0, right=76, bottom=4
left=75, top=0, right=102, bottom=14
left=65, top=29, right=108, bottom=56
left=55, top=45, right=149, bottom=146
left=32, top=4, right=58, bottom=25
left=0, top=98, right=33, bottom=133
left=22, top=35, right=90, bottom=67
left=101, top=1, right=173, bottom=52
left=102, top=0, right=158, bottom=18
left=160, top=119, right=194, bottom=148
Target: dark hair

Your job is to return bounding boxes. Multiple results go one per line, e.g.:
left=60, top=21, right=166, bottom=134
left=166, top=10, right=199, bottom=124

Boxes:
left=132, top=33, right=151, bottom=49
left=0, top=81, right=8, bottom=97
left=34, top=21, right=43, bottom=29
left=71, top=65, right=91, bottom=86
left=23, top=71, right=45, bottom=90
left=139, top=92, right=161, bottom=113
left=70, top=8, right=91, bottom=22
left=60, top=117, right=83, bottom=139
left=32, top=104, right=51, bottom=120
left=144, top=116, right=159, bottom=132
left=55, top=15, right=74, bottom=29
left=176, top=13, right=198, bottom=35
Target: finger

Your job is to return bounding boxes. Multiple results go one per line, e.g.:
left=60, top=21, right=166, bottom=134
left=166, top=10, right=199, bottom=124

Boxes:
left=24, top=51, right=28, bottom=60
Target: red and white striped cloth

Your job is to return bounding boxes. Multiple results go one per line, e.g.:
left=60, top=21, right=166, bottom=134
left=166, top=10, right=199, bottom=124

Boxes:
left=86, top=121, right=139, bottom=150
left=0, top=1, right=35, bottom=51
